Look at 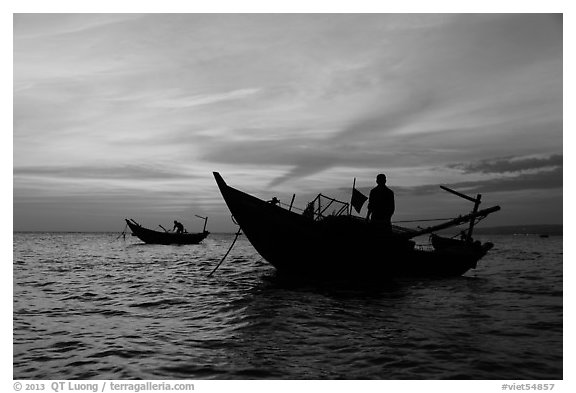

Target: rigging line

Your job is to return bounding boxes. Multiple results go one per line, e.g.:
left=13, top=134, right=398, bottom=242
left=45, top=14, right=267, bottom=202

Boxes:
left=393, top=217, right=457, bottom=223
left=448, top=215, right=487, bottom=239
left=208, top=226, right=242, bottom=278
left=425, top=216, right=486, bottom=235
left=278, top=202, right=304, bottom=212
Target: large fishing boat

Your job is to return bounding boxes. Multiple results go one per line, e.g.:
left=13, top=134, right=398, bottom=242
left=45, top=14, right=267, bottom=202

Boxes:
left=213, top=172, right=500, bottom=279
left=125, top=217, right=209, bottom=245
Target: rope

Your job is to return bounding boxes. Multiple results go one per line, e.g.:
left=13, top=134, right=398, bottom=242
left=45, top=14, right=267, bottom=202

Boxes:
left=113, top=222, right=128, bottom=242
left=277, top=200, right=458, bottom=223
left=208, top=226, right=242, bottom=277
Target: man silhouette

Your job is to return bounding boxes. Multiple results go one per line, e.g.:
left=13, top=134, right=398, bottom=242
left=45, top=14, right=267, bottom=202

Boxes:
left=173, top=220, right=184, bottom=234
left=366, top=174, right=395, bottom=230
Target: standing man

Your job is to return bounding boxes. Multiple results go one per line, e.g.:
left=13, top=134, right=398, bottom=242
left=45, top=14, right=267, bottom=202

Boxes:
left=366, top=173, right=395, bottom=230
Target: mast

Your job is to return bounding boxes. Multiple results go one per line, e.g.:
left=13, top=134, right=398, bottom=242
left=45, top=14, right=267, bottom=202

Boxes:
left=195, top=215, right=208, bottom=232
left=348, top=178, right=356, bottom=216
left=466, top=194, right=482, bottom=242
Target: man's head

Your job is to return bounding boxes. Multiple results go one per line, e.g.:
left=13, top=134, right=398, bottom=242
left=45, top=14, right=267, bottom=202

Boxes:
left=376, top=174, right=387, bottom=185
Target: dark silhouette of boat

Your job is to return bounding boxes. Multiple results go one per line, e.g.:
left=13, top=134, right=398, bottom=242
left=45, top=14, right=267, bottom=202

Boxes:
left=125, top=218, right=209, bottom=245
left=213, top=172, right=500, bottom=279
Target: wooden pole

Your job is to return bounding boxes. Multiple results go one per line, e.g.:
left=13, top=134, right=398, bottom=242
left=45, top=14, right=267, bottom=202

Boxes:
left=466, top=194, right=482, bottom=242
left=195, top=215, right=208, bottom=232
left=288, top=194, right=295, bottom=212
left=440, top=186, right=478, bottom=203
left=348, top=178, right=356, bottom=216
left=319, top=199, right=335, bottom=216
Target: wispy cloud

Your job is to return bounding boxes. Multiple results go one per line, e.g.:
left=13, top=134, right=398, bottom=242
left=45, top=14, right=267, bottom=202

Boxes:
left=198, top=14, right=561, bottom=189
left=448, top=154, right=563, bottom=174
left=13, top=164, right=199, bottom=181
left=152, top=88, right=261, bottom=109
left=394, top=167, right=563, bottom=196
left=13, top=14, right=143, bottom=39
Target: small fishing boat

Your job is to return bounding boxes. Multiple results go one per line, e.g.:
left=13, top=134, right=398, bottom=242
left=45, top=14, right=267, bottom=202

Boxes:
left=213, top=172, right=500, bottom=279
left=125, top=217, right=209, bottom=245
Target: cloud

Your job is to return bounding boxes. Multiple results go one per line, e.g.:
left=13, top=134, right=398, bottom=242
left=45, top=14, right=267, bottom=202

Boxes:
left=263, top=92, right=439, bottom=185
left=395, top=167, right=562, bottom=196
left=268, top=157, right=336, bottom=188
left=202, top=118, right=562, bottom=191
left=448, top=154, right=562, bottom=174
left=13, top=164, right=198, bottom=181
left=197, top=14, right=561, bottom=187
left=152, top=88, right=261, bottom=109
left=13, top=14, right=143, bottom=39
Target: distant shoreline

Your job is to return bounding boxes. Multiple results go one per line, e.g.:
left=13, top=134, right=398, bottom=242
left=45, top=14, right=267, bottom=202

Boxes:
left=433, top=224, right=563, bottom=236
left=12, top=224, right=563, bottom=236
left=469, top=224, right=563, bottom=236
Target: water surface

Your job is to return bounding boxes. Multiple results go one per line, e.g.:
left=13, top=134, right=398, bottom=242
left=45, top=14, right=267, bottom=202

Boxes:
left=13, top=233, right=562, bottom=379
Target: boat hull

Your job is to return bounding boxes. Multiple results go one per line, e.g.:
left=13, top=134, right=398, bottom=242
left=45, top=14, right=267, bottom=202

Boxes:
left=213, top=173, right=489, bottom=280
left=125, top=219, right=209, bottom=245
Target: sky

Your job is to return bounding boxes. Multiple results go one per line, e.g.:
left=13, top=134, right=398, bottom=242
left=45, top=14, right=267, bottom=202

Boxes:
left=13, top=13, right=563, bottom=232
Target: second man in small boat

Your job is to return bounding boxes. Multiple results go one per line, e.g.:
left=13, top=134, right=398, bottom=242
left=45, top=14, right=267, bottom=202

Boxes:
left=173, top=220, right=185, bottom=234
left=366, top=173, right=395, bottom=230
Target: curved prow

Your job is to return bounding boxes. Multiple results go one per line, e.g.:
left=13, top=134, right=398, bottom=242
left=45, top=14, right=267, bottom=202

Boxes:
left=213, top=172, right=237, bottom=211
left=213, top=172, right=227, bottom=190
left=126, top=218, right=140, bottom=227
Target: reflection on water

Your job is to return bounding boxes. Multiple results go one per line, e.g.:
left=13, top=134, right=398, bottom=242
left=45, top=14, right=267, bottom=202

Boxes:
left=14, top=233, right=562, bottom=379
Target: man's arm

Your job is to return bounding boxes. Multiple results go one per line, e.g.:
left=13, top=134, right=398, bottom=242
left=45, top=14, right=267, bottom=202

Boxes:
left=366, top=189, right=374, bottom=220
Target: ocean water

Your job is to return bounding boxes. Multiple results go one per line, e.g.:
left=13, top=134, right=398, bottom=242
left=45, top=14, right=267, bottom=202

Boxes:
left=13, top=232, right=562, bottom=380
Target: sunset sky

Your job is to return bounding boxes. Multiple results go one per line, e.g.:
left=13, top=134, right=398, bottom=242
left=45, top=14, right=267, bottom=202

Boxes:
left=13, top=13, right=563, bottom=232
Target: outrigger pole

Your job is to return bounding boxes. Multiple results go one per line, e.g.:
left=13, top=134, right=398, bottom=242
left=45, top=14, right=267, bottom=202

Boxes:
left=405, top=185, right=500, bottom=240
left=405, top=205, right=500, bottom=239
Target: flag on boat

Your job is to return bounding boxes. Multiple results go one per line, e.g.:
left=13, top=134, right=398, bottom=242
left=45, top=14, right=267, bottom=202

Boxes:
left=351, top=187, right=368, bottom=213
